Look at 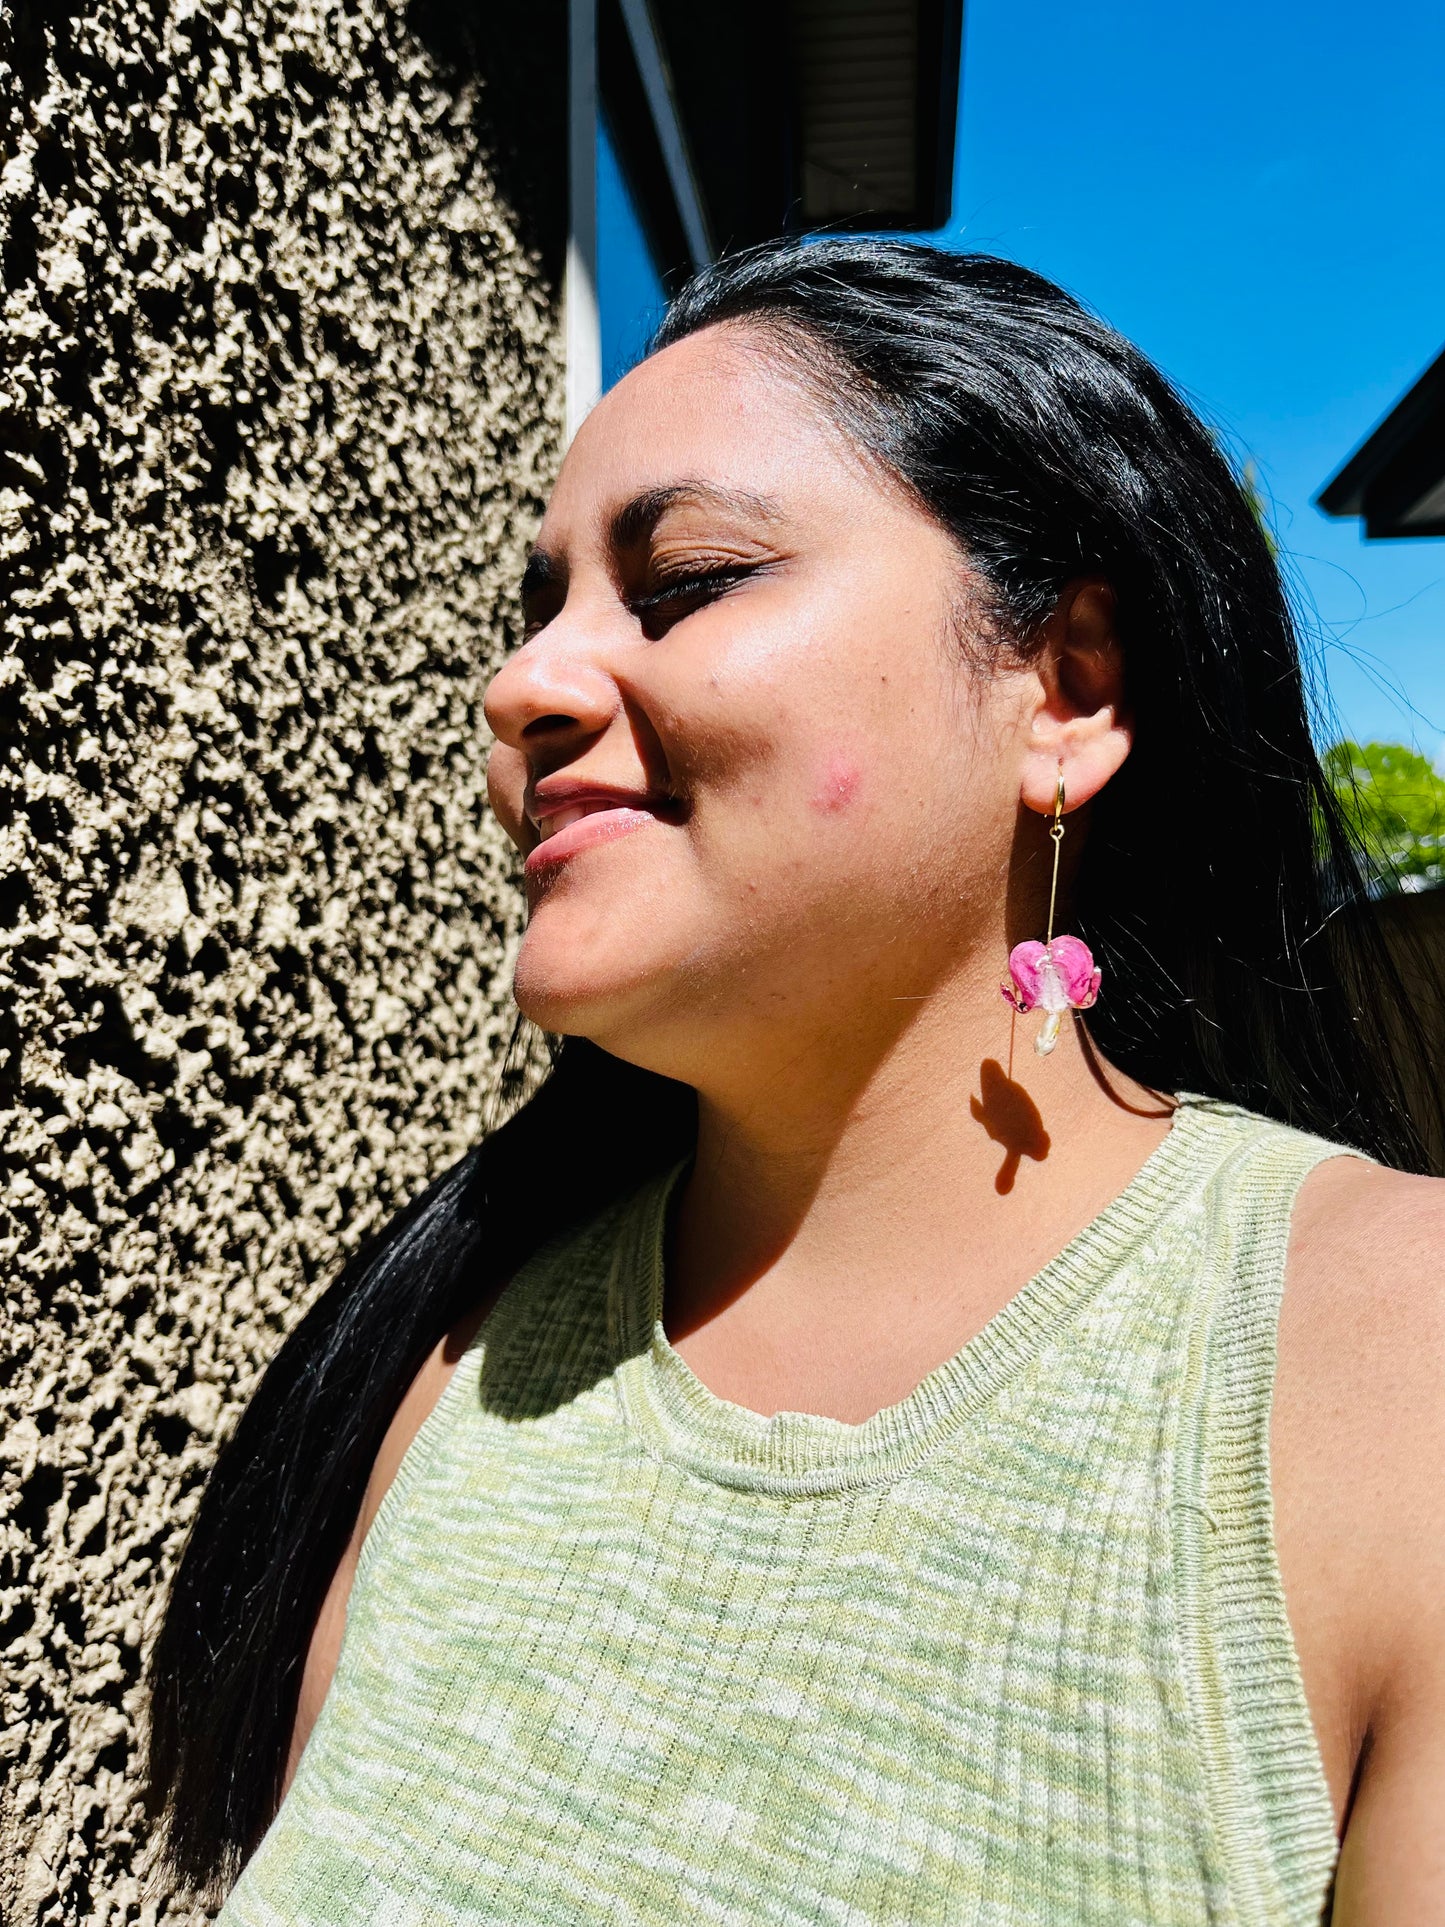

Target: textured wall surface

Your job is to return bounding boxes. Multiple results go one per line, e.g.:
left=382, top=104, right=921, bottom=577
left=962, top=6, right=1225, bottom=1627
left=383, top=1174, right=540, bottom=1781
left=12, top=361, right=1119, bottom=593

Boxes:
left=0, top=0, right=563, bottom=1916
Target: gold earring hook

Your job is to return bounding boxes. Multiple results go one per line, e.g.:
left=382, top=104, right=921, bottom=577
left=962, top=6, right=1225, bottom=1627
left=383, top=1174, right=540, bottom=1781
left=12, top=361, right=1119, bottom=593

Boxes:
left=1045, top=763, right=1066, bottom=944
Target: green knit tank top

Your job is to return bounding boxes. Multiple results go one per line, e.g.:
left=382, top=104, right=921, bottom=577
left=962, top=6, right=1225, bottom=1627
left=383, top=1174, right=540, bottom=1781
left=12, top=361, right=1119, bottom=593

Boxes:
left=220, top=1096, right=1354, bottom=1926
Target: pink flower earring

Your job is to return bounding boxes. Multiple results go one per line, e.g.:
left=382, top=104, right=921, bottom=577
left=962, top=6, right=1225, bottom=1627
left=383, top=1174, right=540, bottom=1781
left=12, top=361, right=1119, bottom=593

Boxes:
left=1001, top=765, right=1102, bottom=1057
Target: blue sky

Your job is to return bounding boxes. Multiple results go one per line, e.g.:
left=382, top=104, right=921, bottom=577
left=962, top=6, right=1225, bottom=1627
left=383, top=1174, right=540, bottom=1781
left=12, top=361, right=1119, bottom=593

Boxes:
left=598, top=107, right=668, bottom=393
left=940, top=0, right=1445, bottom=753
left=599, top=1, right=1444, bottom=749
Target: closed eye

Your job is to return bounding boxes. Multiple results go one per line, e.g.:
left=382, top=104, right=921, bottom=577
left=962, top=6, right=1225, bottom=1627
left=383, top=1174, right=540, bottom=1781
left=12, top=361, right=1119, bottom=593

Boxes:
left=627, top=563, right=760, bottom=640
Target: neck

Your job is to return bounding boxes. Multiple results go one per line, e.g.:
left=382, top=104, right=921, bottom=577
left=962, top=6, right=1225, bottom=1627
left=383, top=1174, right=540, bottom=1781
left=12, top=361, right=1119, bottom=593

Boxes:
left=664, top=974, right=1173, bottom=1420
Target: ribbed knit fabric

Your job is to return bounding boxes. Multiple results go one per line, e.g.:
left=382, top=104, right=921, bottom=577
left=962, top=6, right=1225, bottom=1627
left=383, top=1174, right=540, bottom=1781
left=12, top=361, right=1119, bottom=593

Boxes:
left=220, top=1095, right=1354, bottom=1926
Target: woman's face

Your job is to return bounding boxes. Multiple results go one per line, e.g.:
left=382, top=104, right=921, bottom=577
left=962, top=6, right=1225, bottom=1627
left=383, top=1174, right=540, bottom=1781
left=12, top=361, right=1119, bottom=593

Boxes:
left=484, top=324, right=1038, bottom=1088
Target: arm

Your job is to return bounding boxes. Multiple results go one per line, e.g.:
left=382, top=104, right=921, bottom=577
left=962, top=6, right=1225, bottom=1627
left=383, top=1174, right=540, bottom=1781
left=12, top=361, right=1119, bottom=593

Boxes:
left=1332, top=1687, right=1445, bottom=1922
left=1275, top=1158, right=1445, bottom=1921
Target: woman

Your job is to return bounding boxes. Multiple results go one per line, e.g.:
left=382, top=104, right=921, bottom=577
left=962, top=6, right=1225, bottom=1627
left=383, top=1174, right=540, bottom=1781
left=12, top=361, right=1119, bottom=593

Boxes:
left=149, top=242, right=1445, bottom=1924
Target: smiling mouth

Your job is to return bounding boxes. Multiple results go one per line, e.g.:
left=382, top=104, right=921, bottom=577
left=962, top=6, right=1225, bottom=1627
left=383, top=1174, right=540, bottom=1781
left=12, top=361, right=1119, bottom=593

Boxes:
left=537, top=802, right=616, bottom=838
left=525, top=796, right=675, bottom=875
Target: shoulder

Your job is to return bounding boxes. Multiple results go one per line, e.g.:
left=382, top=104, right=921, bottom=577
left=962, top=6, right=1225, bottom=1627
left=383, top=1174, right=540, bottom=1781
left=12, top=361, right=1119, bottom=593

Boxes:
left=1272, top=1152, right=1445, bottom=1825
left=1288, top=1150, right=1445, bottom=1307
left=1282, top=1155, right=1445, bottom=1490
left=1282, top=1151, right=1445, bottom=1531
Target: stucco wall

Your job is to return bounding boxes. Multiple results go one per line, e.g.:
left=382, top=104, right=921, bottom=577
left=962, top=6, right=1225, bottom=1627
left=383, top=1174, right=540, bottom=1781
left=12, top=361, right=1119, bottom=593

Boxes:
left=0, top=0, right=563, bottom=1916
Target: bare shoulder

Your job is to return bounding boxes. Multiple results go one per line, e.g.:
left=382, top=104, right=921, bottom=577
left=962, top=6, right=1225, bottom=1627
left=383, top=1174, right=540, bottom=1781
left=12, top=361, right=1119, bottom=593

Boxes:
left=1283, top=1155, right=1445, bottom=1441
left=1289, top=1151, right=1445, bottom=1295
left=1273, top=1153, right=1445, bottom=1834
left=1281, top=1153, right=1445, bottom=1547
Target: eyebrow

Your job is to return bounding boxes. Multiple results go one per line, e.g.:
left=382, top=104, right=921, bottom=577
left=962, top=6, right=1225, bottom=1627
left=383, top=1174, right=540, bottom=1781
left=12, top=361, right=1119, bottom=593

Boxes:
left=608, top=480, right=786, bottom=551
left=520, top=480, right=786, bottom=614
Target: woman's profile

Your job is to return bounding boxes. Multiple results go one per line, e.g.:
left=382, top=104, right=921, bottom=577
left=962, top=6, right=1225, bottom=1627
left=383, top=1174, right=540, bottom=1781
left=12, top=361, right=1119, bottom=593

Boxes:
left=147, top=241, right=1445, bottom=1923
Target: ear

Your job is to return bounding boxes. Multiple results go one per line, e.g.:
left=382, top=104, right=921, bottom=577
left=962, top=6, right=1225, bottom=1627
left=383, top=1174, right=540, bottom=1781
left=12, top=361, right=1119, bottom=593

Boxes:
left=1019, top=579, right=1131, bottom=815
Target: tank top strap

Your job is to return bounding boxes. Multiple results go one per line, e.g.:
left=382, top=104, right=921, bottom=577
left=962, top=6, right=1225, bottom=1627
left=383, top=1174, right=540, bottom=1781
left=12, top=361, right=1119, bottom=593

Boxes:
left=1172, top=1098, right=1366, bottom=1923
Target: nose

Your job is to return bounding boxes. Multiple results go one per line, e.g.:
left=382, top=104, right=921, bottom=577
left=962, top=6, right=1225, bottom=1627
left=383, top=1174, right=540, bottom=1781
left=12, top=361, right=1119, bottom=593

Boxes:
left=483, top=608, right=620, bottom=757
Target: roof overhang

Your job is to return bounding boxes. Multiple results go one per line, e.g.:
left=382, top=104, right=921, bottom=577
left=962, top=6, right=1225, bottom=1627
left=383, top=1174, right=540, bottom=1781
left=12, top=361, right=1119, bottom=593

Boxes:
left=611, top=0, right=963, bottom=272
left=1317, top=344, right=1445, bottom=540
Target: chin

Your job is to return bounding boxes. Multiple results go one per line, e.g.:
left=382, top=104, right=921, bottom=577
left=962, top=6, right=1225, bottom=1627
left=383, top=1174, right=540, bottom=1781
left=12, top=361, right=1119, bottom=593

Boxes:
left=511, top=928, right=721, bottom=1085
left=511, top=935, right=661, bottom=1044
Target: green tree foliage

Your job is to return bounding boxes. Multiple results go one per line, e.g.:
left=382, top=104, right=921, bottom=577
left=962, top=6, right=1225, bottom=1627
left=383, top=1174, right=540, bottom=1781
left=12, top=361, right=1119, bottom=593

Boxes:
left=1239, top=459, right=1277, bottom=556
left=1323, top=740, right=1445, bottom=891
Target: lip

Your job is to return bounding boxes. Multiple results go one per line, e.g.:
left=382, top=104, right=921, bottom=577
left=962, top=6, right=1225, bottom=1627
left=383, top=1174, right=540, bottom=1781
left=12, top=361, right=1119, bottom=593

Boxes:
left=523, top=782, right=676, bottom=876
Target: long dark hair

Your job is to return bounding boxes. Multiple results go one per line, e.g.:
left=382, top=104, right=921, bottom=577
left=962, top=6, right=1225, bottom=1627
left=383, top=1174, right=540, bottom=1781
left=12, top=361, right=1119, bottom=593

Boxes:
left=147, top=238, right=1437, bottom=1895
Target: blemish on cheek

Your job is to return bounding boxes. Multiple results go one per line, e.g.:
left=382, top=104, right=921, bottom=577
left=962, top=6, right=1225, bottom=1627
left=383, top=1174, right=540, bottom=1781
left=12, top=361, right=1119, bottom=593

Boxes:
left=811, top=753, right=863, bottom=815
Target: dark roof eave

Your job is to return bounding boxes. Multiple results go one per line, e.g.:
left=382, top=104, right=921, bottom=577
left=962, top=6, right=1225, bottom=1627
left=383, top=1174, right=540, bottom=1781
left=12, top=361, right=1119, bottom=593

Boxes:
left=1317, top=343, right=1445, bottom=525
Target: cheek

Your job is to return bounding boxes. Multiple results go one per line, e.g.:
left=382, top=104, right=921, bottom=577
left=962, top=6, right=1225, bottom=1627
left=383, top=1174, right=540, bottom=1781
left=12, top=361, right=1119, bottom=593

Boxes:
left=808, top=751, right=864, bottom=816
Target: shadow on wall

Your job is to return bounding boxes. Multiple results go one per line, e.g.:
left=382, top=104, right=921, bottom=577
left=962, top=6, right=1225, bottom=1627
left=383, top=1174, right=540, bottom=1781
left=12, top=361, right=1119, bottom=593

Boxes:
left=405, top=0, right=568, bottom=288
left=0, top=0, right=563, bottom=1917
